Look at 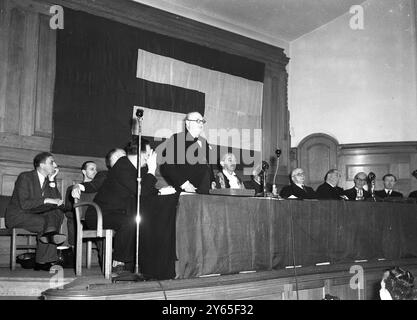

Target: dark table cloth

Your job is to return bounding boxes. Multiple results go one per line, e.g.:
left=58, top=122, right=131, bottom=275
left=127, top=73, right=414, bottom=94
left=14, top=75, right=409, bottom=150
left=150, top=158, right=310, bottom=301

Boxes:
left=175, top=196, right=417, bottom=279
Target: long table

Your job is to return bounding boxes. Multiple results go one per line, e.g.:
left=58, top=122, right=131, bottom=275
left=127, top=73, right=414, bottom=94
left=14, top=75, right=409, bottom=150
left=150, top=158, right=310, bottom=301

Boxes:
left=175, top=195, right=417, bottom=279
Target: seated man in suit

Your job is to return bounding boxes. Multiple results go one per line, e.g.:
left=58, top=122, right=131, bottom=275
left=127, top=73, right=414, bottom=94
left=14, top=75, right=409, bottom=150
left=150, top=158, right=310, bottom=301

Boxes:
left=63, top=160, right=98, bottom=259
left=159, top=112, right=214, bottom=194
left=342, top=172, right=371, bottom=200
left=214, top=153, right=245, bottom=189
left=375, top=174, right=403, bottom=199
left=5, top=152, right=66, bottom=271
left=316, top=169, right=346, bottom=200
left=279, top=168, right=317, bottom=199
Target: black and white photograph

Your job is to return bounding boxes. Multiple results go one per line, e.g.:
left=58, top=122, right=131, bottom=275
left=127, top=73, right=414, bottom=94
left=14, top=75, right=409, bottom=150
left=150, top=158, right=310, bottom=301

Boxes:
left=0, top=0, right=416, bottom=305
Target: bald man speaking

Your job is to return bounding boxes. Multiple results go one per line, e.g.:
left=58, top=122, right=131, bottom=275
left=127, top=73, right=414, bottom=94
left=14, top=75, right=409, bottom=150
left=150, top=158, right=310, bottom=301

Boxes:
left=160, top=112, right=214, bottom=194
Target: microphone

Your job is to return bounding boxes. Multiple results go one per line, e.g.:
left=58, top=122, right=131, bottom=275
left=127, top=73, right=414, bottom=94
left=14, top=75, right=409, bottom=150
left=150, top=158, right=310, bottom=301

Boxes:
left=368, top=172, right=376, bottom=182
left=261, top=161, right=270, bottom=172
left=132, top=107, right=144, bottom=136
left=368, top=172, right=376, bottom=201
left=275, top=149, right=282, bottom=158
left=261, top=161, right=269, bottom=197
left=136, top=108, right=144, bottom=118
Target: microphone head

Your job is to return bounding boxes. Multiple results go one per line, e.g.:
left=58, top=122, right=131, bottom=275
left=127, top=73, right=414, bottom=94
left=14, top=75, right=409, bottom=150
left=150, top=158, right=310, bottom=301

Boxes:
left=275, top=149, right=282, bottom=158
left=368, top=172, right=376, bottom=182
left=136, top=108, right=144, bottom=118
left=262, top=161, right=269, bottom=171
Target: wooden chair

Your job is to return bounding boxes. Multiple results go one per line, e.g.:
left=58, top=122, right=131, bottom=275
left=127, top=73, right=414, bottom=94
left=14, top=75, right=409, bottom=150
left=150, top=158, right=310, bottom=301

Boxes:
left=0, top=195, right=37, bottom=270
left=73, top=193, right=114, bottom=279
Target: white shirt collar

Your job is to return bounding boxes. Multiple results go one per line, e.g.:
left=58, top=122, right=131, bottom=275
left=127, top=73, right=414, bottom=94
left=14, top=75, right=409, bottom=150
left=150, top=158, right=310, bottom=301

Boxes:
left=222, top=169, right=240, bottom=188
left=326, top=181, right=336, bottom=188
left=222, top=169, right=236, bottom=178
left=385, top=189, right=392, bottom=194
left=37, top=170, right=46, bottom=188
left=295, top=183, right=304, bottom=189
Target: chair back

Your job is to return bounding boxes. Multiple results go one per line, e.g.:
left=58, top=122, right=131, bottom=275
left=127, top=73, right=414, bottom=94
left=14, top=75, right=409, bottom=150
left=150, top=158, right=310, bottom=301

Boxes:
left=74, top=193, right=96, bottom=230
left=0, top=195, right=11, bottom=229
left=76, top=192, right=96, bottom=220
left=74, top=192, right=104, bottom=237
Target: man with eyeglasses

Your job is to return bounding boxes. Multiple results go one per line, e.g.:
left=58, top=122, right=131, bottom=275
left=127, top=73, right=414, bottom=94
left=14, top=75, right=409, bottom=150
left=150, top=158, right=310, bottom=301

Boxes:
left=316, top=169, right=346, bottom=200
left=342, top=172, right=371, bottom=200
left=279, top=168, right=317, bottom=199
left=160, top=112, right=214, bottom=194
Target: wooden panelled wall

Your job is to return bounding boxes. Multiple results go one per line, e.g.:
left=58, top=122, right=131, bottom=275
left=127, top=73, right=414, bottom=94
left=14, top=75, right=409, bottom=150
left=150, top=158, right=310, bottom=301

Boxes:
left=292, top=136, right=417, bottom=196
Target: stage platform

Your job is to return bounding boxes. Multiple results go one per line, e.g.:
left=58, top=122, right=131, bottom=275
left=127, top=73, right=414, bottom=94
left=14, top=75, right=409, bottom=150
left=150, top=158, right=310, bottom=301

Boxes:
left=32, top=258, right=417, bottom=300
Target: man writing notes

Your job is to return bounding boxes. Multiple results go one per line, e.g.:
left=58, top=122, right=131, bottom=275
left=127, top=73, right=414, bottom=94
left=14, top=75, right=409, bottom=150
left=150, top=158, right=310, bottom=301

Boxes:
left=160, top=112, right=214, bottom=194
left=6, top=152, right=66, bottom=271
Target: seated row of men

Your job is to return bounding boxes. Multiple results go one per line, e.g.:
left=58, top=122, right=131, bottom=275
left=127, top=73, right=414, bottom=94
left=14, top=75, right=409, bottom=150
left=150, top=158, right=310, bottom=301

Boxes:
left=279, top=168, right=406, bottom=200
left=212, top=154, right=410, bottom=201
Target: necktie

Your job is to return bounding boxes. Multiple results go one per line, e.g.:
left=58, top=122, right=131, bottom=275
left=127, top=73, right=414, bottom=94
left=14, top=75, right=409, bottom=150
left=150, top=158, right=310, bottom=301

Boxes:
left=42, top=178, right=48, bottom=191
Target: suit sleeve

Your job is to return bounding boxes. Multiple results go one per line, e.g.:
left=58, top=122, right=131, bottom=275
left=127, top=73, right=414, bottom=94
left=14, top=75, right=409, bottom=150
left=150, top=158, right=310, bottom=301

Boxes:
left=279, top=186, right=291, bottom=198
left=141, top=173, right=159, bottom=197
left=82, top=171, right=107, bottom=193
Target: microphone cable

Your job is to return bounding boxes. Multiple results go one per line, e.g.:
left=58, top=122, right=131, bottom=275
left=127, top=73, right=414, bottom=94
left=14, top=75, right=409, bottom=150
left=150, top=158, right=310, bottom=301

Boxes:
left=157, top=280, right=168, bottom=300
left=289, top=208, right=300, bottom=300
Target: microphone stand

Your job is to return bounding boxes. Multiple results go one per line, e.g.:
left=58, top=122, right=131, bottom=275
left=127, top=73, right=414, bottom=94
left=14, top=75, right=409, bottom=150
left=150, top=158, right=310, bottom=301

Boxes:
left=113, top=108, right=145, bottom=282
left=368, top=172, right=376, bottom=202
left=272, top=149, right=281, bottom=196
left=262, top=161, right=269, bottom=197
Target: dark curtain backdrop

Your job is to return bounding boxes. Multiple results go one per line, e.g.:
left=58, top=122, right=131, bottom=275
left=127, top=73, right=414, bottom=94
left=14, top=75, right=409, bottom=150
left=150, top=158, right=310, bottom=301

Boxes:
left=52, top=8, right=265, bottom=158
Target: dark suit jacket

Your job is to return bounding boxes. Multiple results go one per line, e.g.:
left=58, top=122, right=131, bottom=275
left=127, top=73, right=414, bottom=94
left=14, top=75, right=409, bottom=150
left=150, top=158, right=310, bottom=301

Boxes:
left=316, top=182, right=344, bottom=200
left=280, top=183, right=317, bottom=199
left=160, top=130, right=214, bottom=193
left=92, top=157, right=157, bottom=215
left=342, top=187, right=371, bottom=200
left=83, top=170, right=108, bottom=193
left=375, top=190, right=403, bottom=199
left=6, top=170, right=62, bottom=226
